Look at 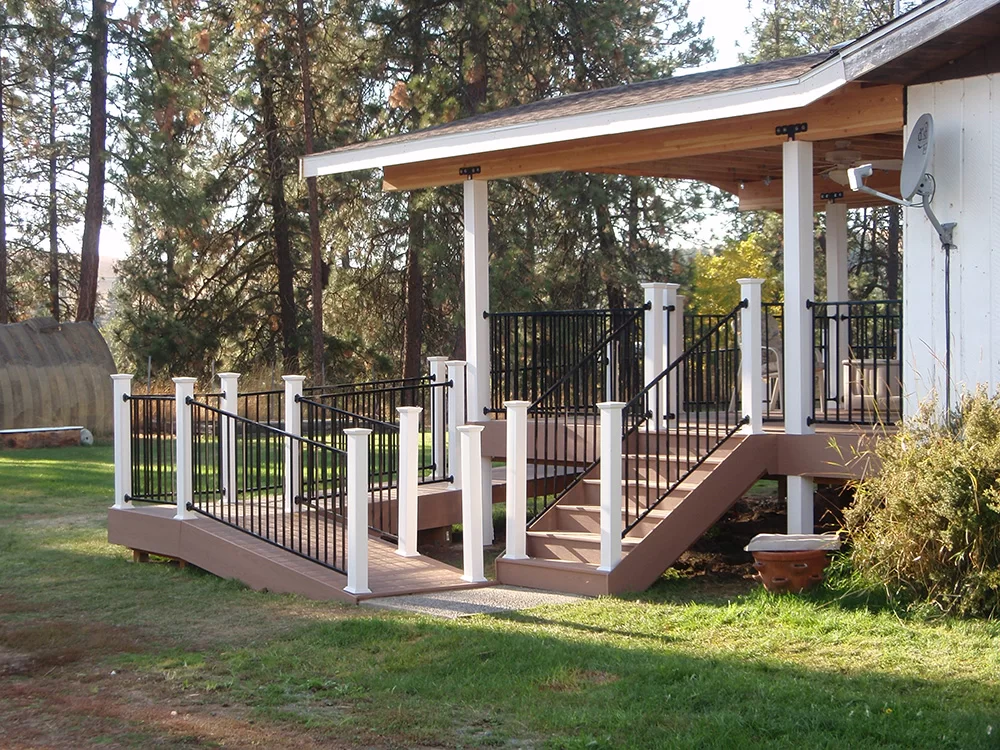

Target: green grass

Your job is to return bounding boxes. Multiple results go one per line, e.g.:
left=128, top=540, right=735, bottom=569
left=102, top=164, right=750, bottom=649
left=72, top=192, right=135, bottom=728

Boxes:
left=1, top=447, right=999, bottom=748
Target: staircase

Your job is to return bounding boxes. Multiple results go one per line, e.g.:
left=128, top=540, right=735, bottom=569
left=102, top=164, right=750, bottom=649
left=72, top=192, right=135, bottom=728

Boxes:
left=496, top=430, right=768, bottom=595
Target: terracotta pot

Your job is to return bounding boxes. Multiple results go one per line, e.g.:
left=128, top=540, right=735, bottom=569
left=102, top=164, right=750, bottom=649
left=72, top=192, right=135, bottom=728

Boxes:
left=751, top=549, right=831, bottom=593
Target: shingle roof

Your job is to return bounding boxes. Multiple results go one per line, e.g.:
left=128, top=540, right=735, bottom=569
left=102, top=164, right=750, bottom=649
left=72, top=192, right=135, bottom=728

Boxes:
left=325, top=52, right=832, bottom=157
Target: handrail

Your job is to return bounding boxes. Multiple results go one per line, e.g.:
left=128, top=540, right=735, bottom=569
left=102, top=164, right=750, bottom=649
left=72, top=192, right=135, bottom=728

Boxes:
left=620, top=300, right=747, bottom=534
left=524, top=305, right=647, bottom=524
left=296, top=395, right=398, bottom=431
left=188, top=397, right=347, bottom=454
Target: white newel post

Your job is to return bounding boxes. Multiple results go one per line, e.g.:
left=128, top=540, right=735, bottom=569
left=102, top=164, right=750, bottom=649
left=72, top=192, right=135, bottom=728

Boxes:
left=503, top=400, right=530, bottom=560
left=427, top=356, right=448, bottom=481
left=283, top=375, right=306, bottom=513
left=218, top=372, right=240, bottom=505
left=663, top=283, right=680, bottom=427
left=396, top=406, right=422, bottom=558
left=641, top=283, right=667, bottom=430
left=457, top=425, right=487, bottom=582
left=825, top=201, right=850, bottom=404
left=739, top=279, right=764, bottom=434
left=783, top=138, right=816, bottom=535
left=173, top=377, right=197, bottom=521
left=672, top=294, right=686, bottom=423
left=446, top=360, right=466, bottom=489
left=345, top=427, right=373, bottom=595
left=596, top=402, right=624, bottom=572
left=111, top=374, right=134, bottom=509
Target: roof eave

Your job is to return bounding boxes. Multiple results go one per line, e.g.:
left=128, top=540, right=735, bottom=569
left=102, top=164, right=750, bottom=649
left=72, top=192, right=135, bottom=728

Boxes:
left=299, top=56, right=847, bottom=180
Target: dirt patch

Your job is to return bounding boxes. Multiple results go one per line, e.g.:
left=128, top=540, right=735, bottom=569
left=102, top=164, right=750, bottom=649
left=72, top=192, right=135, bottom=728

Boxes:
left=672, top=484, right=852, bottom=579
left=539, top=669, right=620, bottom=693
left=0, top=620, right=145, bottom=674
left=0, top=647, right=36, bottom=676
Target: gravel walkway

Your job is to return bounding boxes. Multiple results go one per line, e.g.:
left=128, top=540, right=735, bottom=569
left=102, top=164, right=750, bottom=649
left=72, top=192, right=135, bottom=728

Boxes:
left=360, top=586, right=588, bottom=619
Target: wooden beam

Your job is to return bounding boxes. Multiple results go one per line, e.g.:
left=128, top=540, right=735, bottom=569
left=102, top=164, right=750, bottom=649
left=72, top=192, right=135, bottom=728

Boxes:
left=382, top=84, right=903, bottom=191
left=738, top=167, right=900, bottom=211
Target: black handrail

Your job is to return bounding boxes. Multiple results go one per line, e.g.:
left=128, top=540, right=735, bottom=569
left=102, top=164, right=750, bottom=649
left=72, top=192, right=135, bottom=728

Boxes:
left=187, top=397, right=349, bottom=574
left=620, top=300, right=747, bottom=534
left=489, top=306, right=646, bottom=413
left=525, top=306, right=647, bottom=523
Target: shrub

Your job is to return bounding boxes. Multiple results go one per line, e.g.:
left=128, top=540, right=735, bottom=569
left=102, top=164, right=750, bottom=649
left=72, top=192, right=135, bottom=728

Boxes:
left=844, top=389, right=1000, bottom=617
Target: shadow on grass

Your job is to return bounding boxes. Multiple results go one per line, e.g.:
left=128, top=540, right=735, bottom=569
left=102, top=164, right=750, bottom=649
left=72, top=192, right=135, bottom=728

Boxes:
left=3, top=524, right=999, bottom=749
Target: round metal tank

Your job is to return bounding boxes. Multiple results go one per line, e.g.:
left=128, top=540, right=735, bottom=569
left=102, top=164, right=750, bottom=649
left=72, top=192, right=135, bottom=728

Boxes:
left=0, top=318, right=117, bottom=436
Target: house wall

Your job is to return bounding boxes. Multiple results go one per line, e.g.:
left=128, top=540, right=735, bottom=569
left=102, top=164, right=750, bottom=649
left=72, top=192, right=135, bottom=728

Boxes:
left=903, top=73, right=1000, bottom=415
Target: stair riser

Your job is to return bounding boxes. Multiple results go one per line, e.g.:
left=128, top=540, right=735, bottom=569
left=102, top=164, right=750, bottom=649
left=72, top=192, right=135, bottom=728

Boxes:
left=527, top=535, right=610, bottom=564
left=592, top=463, right=716, bottom=484
left=626, top=433, right=743, bottom=455
left=553, top=508, right=665, bottom=537
left=580, top=480, right=695, bottom=507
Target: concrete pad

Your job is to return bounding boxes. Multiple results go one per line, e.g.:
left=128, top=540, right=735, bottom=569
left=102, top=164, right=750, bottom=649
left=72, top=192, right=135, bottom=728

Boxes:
left=360, top=585, right=588, bottom=619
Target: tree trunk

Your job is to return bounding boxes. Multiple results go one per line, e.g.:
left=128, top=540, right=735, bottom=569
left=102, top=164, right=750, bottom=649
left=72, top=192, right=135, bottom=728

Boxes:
left=77, top=0, right=107, bottom=323
left=0, top=39, right=9, bottom=325
left=887, top=205, right=900, bottom=300
left=259, top=58, right=299, bottom=373
left=48, top=57, right=60, bottom=322
left=297, top=0, right=324, bottom=382
left=402, top=195, right=425, bottom=383
left=595, top=195, right=624, bottom=308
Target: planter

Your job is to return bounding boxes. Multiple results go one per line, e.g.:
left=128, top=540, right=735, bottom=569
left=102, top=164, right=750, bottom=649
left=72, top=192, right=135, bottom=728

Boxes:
left=751, top=549, right=832, bottom=593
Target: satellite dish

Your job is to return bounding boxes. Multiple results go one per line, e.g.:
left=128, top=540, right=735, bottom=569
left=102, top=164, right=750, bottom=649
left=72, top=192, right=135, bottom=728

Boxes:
left=900, top=113, right=934, bottom=200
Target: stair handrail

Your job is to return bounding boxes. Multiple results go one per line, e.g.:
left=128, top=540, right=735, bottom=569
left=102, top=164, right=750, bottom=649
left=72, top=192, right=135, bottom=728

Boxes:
left=524, top=304, right=648, bottom=523
left=619, top=300, right=748, bottom=534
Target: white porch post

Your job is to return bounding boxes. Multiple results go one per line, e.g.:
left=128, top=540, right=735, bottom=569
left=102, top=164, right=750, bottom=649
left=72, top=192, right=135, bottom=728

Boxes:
left=111, top=374, right=133, bottom=509
left=825, top=201, right=850, bottom=404
left=663, top=283, right=680, bottom=427
left=503, top=400, right=530, bottom=560
left=218, top=372, right=240, bottom=505
left=783, top=138, right=816, bottom=534
left=464, top=179, right=490, bottom=419
left=596, top=402, right=624, bottom=572
left=457, top=425, right=487, bottom=583
left=396, top=406, right=422, bottom=558
left=463, top=179, right=494, bottom=546
left=641, top=282, right=667, bottom=430
left=739, top=279, right=764, bottom=434
left=344, top=427, right=373, bottom=595
left=446, top=360, right=466, bottom=488
left=282, top=375, right=306, bottom=513
left=428, top=356, right=448, bottom=481
left=173, top=377, right=197, bottom=521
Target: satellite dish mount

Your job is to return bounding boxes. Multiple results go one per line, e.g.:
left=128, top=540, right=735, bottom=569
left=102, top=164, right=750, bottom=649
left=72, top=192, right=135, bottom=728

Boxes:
left=848, top=113, right=958, bottom=417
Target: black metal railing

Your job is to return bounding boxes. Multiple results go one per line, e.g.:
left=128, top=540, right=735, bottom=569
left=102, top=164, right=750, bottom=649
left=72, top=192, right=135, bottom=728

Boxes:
left=489, top=307, right=645, bottom=414
left=187, top=397, right=349, bottom=574
left=621, top=301, right=746, bottom=533
left=524, top=307, right=649, bottom=522
left=761, top=303, right=784, bottom=422
left=810, top=299, right=902, bottom=425
left=125, top=393, right=176, bottom=504
left=303, top=375, right=450, bottom=485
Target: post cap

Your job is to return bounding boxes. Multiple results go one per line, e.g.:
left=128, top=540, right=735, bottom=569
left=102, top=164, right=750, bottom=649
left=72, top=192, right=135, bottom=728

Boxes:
left=217, top=372, right=241, bottom=379
left=343, top=427, right=373, bottom=436
left=503, top=400, right=532, bottom=409
left=456, top=424, right=485, bottom=434
left=397, top=406, right=423, bottom=414
left=736, top=278, right=765, bottom=286
left=639, top=281, right=671, bottom=290
left=596, top=401, right=627, bottom=410
left=172, top=377, right=198, bottom=384
left=426, top=356, right=450, bottom=362
left=110, top=374, right=134, bottom=381
left=281, top=375, right=307, bottom=382
left=444, top=360, right=467, bottom=367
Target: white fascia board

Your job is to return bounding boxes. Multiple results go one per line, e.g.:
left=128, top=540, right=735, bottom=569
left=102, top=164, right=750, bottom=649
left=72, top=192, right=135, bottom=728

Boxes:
left=300, top=57, right=847, bottom=179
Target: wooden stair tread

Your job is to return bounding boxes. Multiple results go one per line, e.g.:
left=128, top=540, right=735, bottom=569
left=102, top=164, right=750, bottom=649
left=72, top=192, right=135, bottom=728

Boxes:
left=498, top=556, right=604, bottom=573
left=555, top=504, right=672, bottom=519
left=526, top=529, right=643, bottom=547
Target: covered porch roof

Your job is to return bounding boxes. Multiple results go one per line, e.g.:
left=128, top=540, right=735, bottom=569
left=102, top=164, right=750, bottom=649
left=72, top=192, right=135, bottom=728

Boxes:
left=300, top=0, right=1000, bottom=211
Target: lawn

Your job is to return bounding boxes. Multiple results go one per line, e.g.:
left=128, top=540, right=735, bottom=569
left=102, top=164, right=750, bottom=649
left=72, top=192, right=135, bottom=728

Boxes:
left=1, top=446, right=999, bottom=748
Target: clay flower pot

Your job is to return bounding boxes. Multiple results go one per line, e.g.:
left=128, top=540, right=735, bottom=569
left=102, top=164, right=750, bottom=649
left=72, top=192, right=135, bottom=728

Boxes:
left=751, top=549, right=832, bottom=593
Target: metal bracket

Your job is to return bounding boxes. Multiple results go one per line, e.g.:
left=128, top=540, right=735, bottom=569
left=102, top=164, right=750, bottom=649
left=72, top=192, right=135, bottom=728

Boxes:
left=459, top=165, right=481, bottom=179
left=775, top=122, right=808, bottom=140
left=820, top=191, right=844, bottom=202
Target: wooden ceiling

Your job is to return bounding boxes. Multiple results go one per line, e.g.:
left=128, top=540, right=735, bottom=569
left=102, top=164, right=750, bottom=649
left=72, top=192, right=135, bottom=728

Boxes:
left=594, top=131, right=905, bottom=211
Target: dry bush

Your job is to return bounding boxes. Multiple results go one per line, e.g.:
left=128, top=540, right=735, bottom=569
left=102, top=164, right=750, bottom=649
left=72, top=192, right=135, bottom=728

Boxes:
left=845, top=389, right=1000, bottom=617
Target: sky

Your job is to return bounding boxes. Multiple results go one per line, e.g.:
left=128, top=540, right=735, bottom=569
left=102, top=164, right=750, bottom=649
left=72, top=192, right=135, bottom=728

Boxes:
left=98, top=2, right=761, bottom=260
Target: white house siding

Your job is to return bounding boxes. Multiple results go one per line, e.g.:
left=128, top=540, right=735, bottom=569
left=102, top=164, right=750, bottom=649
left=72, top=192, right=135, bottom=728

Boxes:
left=903, top=73, right=1000, bottom=416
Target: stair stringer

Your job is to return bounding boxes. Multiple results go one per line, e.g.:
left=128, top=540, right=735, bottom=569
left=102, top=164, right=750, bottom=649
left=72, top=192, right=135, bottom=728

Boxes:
left=607, top=432, right=779, bottom=594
